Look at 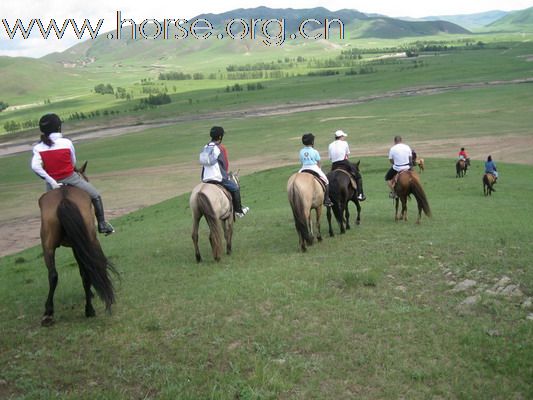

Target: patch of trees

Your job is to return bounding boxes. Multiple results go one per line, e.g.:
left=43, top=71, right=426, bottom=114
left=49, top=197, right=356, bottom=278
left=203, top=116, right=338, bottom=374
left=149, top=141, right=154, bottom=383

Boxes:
left=94, top=83, right=114, bottom=95
left=0, top=101, right=9, bottom=112
left=3, top=119, right=38, bottom=133
left=158, top=72, right=204, bottom=80
left=224, top=83, right=265, bottom=92
left=307, top=70, right=340, bottom=77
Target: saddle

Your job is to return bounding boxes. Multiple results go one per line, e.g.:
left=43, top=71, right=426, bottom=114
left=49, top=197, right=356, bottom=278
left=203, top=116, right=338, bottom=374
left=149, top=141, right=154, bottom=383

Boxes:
left=332, top=168, right=358, bottom=191
left=300, top=170, right=327, bottom=193
left=392, top=169, right=412, bottom=190
left=204, top=181, right=233, bottom=203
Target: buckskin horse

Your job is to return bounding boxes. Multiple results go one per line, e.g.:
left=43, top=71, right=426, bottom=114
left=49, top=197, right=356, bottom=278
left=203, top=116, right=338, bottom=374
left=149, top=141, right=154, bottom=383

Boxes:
left=190, top=172, right=241, bottom=262
left=326, top=165, right=361, bottom=236
left=38, top=162, right=116, bottom=326
left=393, top=170, right=432, bottom=224
left=287, top=171, right=324, bottom=252
left=483, top=173, right=496, bottom=196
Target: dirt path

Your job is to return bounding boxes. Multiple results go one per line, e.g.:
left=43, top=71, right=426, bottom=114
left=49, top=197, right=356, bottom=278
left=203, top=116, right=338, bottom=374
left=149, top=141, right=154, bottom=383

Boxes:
left=1, top=78, right=533, bottom=257
left=2, top=78, right=533, bottom=157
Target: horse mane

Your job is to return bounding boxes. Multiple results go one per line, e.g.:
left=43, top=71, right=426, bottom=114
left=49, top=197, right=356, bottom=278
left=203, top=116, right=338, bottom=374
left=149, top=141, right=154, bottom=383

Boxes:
left=57, top=191, right=116, bottom=310
left=409, top=174, right=431, bottom=217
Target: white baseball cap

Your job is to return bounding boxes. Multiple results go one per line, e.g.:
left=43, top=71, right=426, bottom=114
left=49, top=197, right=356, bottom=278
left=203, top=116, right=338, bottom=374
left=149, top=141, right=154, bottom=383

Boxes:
left=335, top=130, right=347, bottom=137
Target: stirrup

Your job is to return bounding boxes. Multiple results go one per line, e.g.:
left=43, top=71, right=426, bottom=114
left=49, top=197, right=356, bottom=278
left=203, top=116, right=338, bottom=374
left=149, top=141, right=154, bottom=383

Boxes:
left=235, top=206, right=249, bottom=218
left=389, top=192, right=397, bottom=199
left=98, top=222, right=115, bottom=235
left=357, top=193, right=366, bottom=201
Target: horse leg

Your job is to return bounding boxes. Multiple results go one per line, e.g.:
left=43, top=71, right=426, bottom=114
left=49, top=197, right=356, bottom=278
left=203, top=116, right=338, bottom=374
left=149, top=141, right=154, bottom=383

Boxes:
left=315, top=207, right=322, bottom=242
left=191, top=215, right=202, bottom=263
left=401, top=197, right=408, bottom=221
left=42, top=247, right=58, bottom=326
left=354, top=199, right=361, bottom=226
left=223, top=218, right=233, bottom=255
left=327, top=206, right=334, bottom=237
left=345, top=200, right=350, bottom=231
left=72, top=249, right=96, bottom=317
left=395, top=198, right=400, bottom=221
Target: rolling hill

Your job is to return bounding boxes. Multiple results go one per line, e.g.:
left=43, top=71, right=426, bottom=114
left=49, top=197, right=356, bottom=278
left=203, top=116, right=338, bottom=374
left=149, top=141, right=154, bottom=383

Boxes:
left=402, top=10, right=508, bottom=30
left=487, top=7, right=533, bottom=31
left=42, top=7, right=471, bottom=66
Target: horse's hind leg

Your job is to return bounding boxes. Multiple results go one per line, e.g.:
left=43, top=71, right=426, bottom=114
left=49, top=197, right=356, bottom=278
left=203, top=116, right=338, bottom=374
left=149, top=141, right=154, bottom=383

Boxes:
left=192, top=216, right=202, bottom=262
left=42, top=247, right=58, bottom=326
left=327, top=206, right=334, bottom=237
left=73, top=249, right=96, bottom=317
left=223, top=218, right=233, bottom=255
left=315, top=207, right=323, bottom=242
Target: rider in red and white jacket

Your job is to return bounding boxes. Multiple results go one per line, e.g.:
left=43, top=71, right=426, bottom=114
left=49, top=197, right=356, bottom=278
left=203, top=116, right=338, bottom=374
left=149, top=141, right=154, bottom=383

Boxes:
left=31, top=113, right=114, bottom=235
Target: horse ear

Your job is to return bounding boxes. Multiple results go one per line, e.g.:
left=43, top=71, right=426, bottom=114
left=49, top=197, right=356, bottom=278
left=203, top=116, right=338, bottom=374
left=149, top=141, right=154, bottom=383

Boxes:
left=356, top=160, right=360, bottom=168
left=79, top=161, right=88, bottom=173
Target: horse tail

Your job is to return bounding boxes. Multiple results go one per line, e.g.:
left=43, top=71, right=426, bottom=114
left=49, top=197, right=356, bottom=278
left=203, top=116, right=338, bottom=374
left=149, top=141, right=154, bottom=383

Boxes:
left=57, top=197, right=116, bottom=310
left=328, top=177, right=344, bottom=225
left=410, top=177, right=432, bottom=218
left=197, top=191, right=223, bottom=260
left=289, top=184, right=313, bottom=246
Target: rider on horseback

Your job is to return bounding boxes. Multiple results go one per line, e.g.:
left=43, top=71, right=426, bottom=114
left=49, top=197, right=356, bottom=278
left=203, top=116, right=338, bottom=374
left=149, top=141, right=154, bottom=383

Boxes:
left=31, top=113, right=115, bottom=235
left=385, top=135, right=413, bottom=199
left=485, top=155, right=499, bottom=181
left=458, top=147, right=471, bottom=167
left=299, top=133, right=332, bottom=207
left=328, top=130, right=366, bottom=201
left=200, top=126, right=249, bottom=218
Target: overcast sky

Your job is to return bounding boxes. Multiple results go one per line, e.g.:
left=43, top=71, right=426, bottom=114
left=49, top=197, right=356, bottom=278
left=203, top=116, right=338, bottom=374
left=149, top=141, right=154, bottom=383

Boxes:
left=1, top=0, right=532, bottom=57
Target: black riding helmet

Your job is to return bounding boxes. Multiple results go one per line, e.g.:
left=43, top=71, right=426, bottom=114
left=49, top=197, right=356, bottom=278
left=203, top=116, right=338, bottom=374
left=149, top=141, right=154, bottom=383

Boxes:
left=39, top=113, right=62, bottom=135
left=302, top=133, right=315, bottom=146
left=210, top=126, right=224, bottom=141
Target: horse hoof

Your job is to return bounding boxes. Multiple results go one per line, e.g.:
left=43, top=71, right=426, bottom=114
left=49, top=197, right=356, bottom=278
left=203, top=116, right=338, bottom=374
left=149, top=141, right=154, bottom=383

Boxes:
left=196, top=255, right=202, bottom=263
left=356, top=221, right=360, bottom=225
left=85, top=308, right=96, bottom=318
left=41, top=316, right=55, bottom=327
left=317, top=237, right=323, bottom=242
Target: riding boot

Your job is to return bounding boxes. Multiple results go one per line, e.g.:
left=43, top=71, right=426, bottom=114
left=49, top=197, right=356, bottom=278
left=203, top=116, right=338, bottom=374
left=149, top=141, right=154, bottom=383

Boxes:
left=323, top=185, right=333, bottom=207
left=92, top=196, right=115, bottom=235
left=232, top=190, right=249, bottom=217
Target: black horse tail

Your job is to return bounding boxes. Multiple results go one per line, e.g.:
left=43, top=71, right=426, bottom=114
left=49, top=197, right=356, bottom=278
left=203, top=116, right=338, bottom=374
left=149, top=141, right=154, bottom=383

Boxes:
left=328, top=180, right=344, bottom=225
left=57, top=197, right=116, bottom=310
left=410, top=178, right=432, bottom=218
left=290, top=185, right=313, bottom=246
left=197, top=191, right=223, bottom=260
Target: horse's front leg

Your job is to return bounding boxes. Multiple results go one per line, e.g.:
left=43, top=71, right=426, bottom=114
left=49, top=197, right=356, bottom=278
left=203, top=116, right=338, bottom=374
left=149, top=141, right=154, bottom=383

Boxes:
left=354, top=199, right=361, bottom=226
left=315, top=206, right=322, bottom=242
left=394, top=198, right=400, bottom=221
left=223, top=218, right=233, bottom=255
left=42, top=248, right=58, bottom=326
left=327, top=206, right=334, bottom=237
left=191, top=215, right=202, bottom=263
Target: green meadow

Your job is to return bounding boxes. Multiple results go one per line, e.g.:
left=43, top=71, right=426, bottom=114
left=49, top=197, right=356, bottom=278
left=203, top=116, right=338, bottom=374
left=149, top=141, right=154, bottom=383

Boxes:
left=1, top=25, right=533, bottom=399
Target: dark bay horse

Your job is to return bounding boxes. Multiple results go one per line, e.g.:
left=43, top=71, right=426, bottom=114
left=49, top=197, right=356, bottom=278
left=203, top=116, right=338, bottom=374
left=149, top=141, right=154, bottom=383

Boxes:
left=394, top=170, right=431, bottom=224
left=38, top=162, right=116, bottom=326
left=287, top=172, right=324, bottom=252
left=190, top=173, right=240, bottom=262
left=326, top=167, right=361, bottom=236
left=456, top=159, right=468, bottom=178
left=483, top=173, right=496, bottom=196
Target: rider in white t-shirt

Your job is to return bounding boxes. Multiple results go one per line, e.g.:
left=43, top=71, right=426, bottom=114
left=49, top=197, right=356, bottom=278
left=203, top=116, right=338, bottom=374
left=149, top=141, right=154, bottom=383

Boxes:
left=385, top=135, right=412, bottom=198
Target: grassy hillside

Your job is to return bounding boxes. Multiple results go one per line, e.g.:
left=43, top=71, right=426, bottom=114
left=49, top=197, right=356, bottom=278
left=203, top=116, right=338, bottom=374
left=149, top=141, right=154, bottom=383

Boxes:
left=488, top=7, right=533, bottom=31
left=408, top=10, right=507, bottom=30
left=0, top=160, right=532, bottom=398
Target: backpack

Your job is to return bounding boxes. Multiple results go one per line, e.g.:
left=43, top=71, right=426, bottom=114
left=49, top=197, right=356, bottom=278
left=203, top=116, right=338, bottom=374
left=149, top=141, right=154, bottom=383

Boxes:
left=199, top=143, right=218, bottom=166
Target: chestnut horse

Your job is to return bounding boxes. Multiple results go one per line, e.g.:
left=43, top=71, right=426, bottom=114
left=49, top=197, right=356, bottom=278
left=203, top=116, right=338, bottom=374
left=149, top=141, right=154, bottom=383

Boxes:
left=483, top=173, right=496, bottom=196
left=394, top=170, right=431, bottom=224
left=190, top=172, right=240, bottom=262
left=38, top=162, right=116, bottom=326
left=415, top=158, right=425, bottom=173
left=287, top=172, right=324, bottom=252
left=326, top=166, right=361, bottom=236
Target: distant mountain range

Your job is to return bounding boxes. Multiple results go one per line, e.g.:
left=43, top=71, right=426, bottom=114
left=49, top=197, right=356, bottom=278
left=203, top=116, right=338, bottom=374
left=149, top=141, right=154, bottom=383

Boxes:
left=487, top=6, right=533, bottom=30
left=400, top=10, right=508, bottom=29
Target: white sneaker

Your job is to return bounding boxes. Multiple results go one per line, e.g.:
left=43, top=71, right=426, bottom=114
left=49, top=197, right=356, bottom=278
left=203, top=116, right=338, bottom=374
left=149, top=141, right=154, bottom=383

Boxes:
left=236, top=206, right=249, bottom=218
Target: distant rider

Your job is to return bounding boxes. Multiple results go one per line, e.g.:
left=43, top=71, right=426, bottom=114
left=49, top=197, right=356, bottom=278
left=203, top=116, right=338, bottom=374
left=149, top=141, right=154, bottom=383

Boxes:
left=299, top=133, right=332, bottom=207
left=385, top=135, right=412, bottom=198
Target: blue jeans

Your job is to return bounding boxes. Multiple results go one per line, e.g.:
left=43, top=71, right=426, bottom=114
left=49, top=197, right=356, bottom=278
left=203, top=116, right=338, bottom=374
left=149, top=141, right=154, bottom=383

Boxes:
left=220, top=178, right=238, bottom=193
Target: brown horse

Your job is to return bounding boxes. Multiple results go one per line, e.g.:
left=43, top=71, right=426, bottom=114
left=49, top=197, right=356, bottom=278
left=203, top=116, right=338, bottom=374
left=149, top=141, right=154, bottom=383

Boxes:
left=326, top=167, right=361, bottom=236
left=415, top=158, right=425, bottom=173
left=38, top=162, right=116, bottom=326
left=394, top=170, right=431, bottom=224
left=483, top=173, right=496, bottom=196
left=287, top=172, right=324, bottom=252
left=190, top=172, right=240, bottom=262
left=456, top=159, right=467, bottom=177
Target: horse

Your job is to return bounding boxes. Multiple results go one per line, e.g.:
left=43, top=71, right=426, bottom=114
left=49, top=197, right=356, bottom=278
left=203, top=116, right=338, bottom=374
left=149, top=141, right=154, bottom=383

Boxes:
left=456, top=159, right=467, bottom=178
left=393, top=170, right=432, bottom=224
left=190, top=172, right=241, bottom=262
left=483, top=173, right=496, bottom=196
left=326, top=165, right=361, bottom=236
left=38, top=162, right=116, bottom=326
left=415, top=158, right=425, bottom=173
left=287, top=171, right=324, bottom=252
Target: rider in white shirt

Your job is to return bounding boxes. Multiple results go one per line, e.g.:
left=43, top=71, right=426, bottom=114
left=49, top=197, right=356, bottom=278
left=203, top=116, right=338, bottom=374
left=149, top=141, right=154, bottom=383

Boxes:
left=385, top=135, right=412, bottom=198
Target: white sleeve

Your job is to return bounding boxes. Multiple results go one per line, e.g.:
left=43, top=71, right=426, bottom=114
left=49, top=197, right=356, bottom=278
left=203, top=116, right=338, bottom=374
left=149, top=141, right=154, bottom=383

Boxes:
left=31, top=148, right=58, bottom=186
